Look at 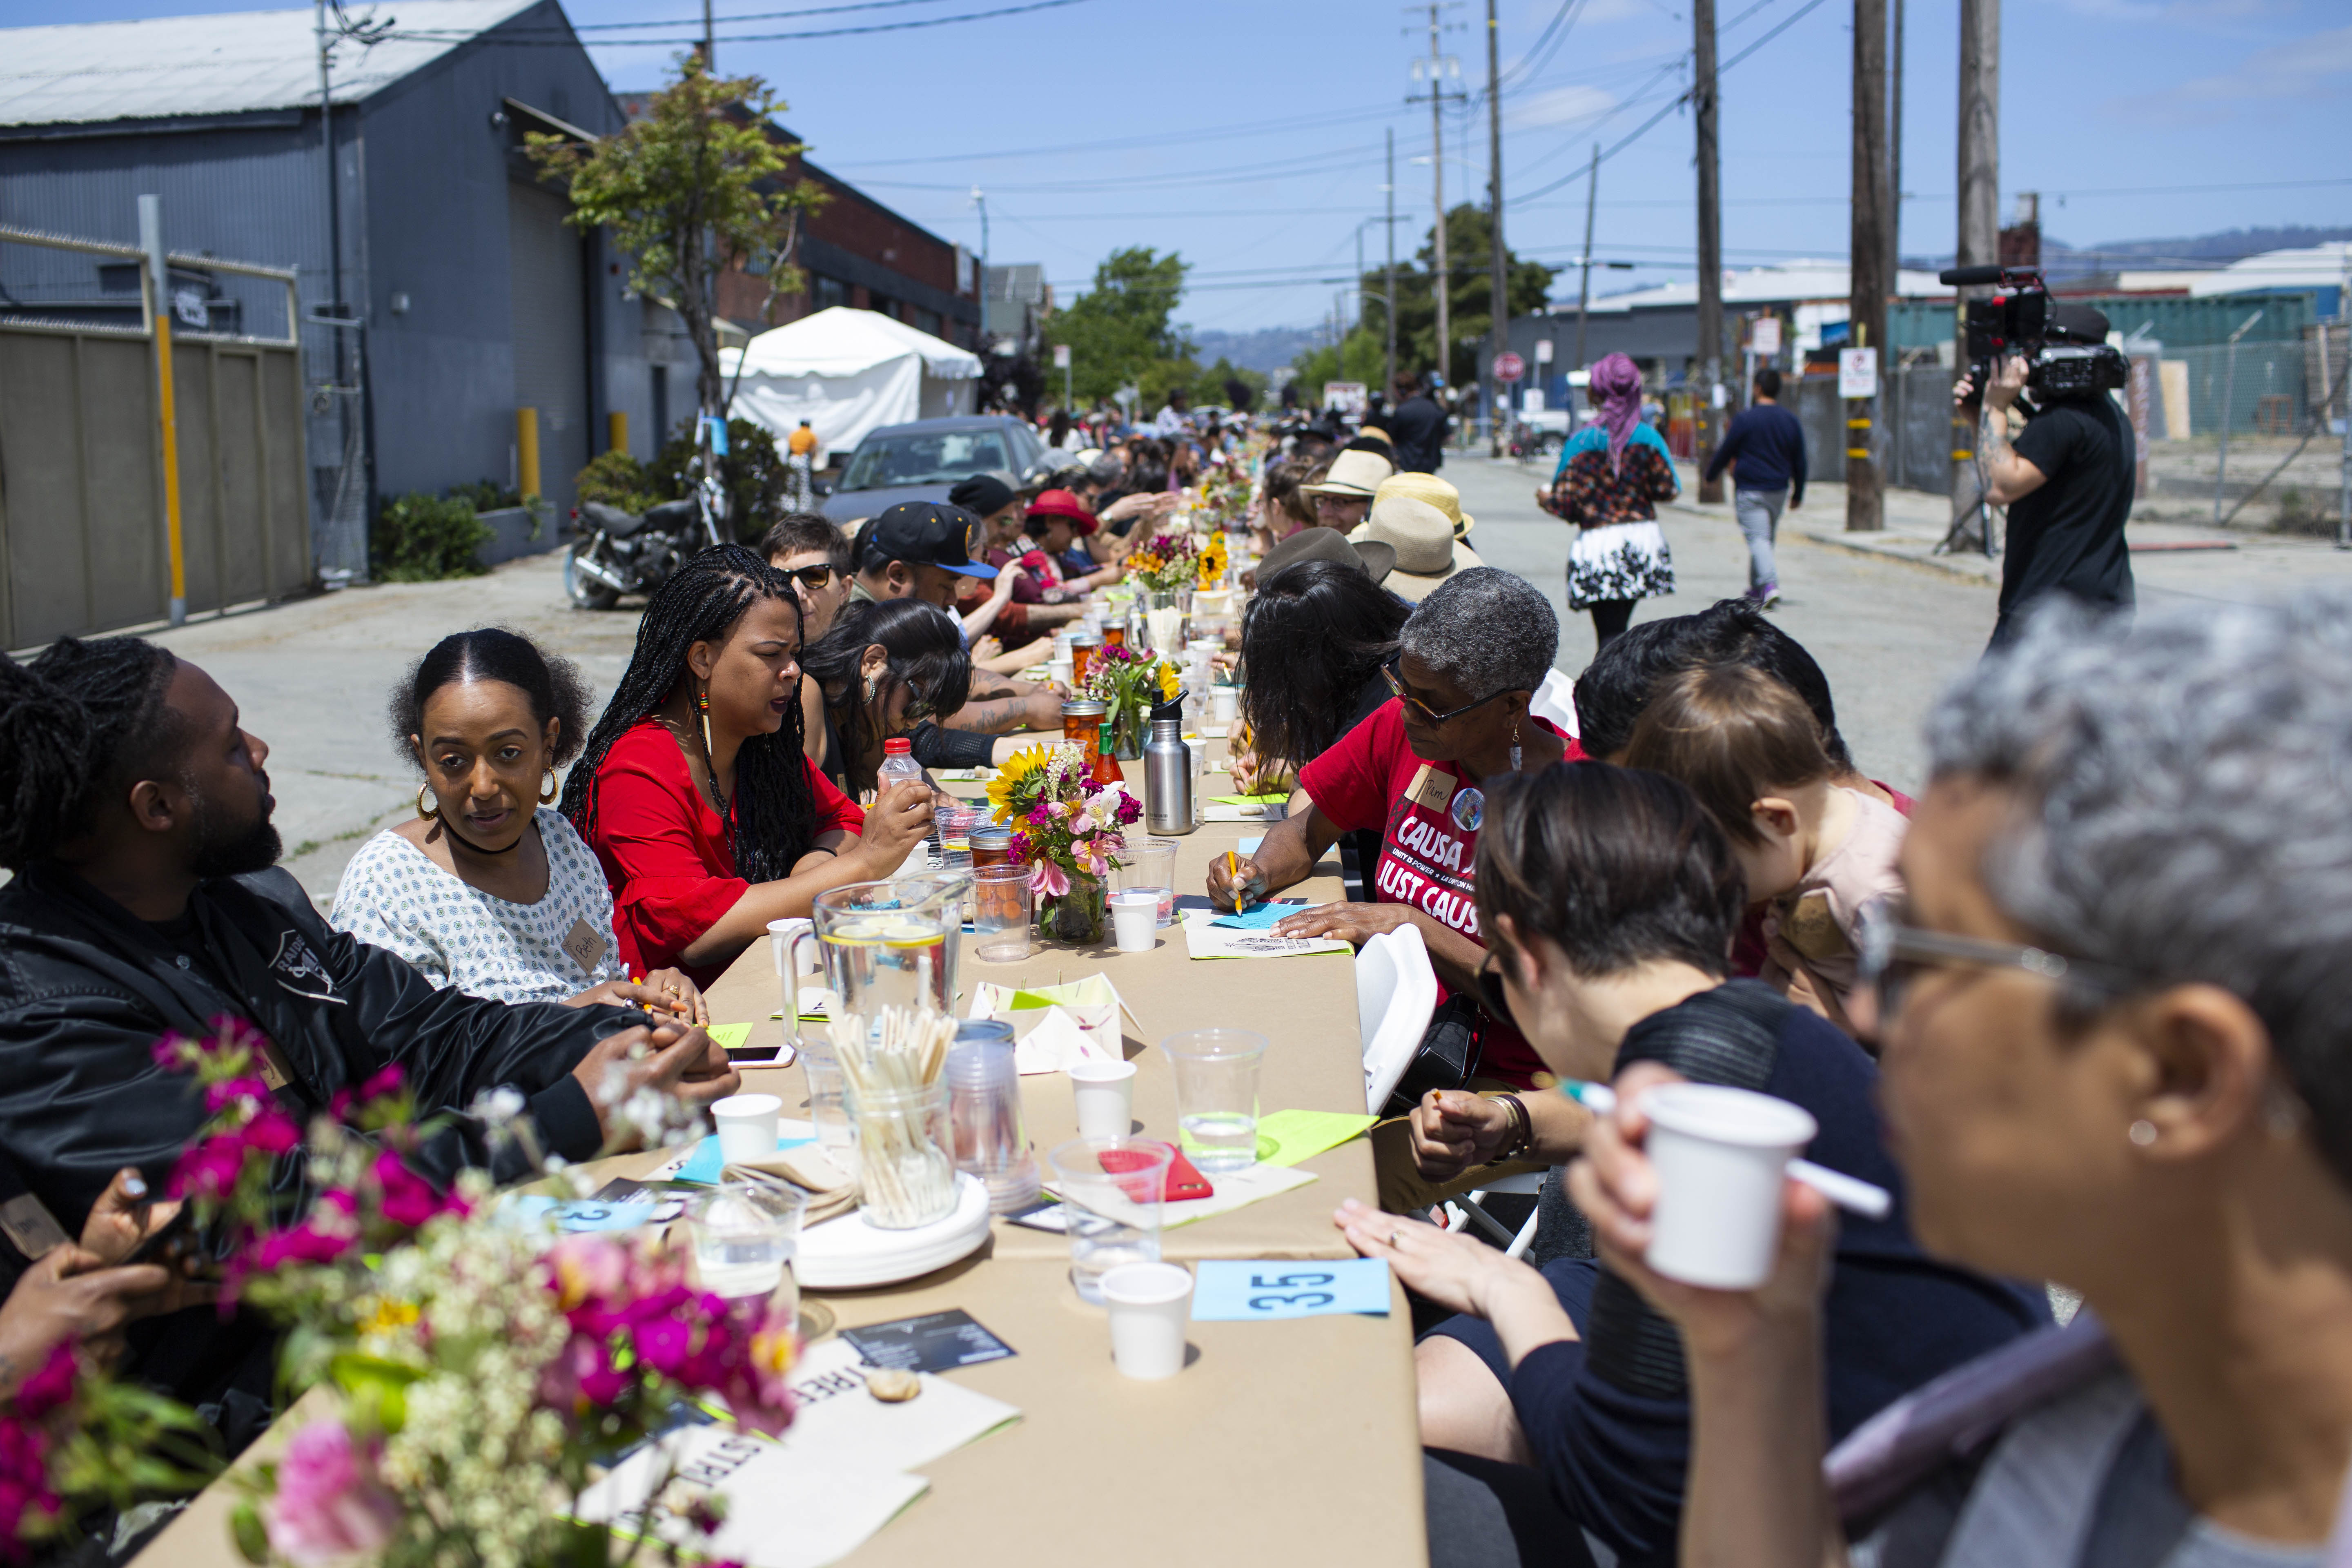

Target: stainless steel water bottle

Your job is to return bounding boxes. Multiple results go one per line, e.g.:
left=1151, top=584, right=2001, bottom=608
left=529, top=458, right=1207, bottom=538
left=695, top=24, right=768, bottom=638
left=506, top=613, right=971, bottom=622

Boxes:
left=1143, top=703, right=1195, bottom=835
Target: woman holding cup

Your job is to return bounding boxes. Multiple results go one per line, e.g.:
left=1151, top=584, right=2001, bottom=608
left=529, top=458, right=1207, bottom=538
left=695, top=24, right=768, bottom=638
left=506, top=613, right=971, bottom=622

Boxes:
left=1334, top=762, right=2046, bottom=1568
left=1572, top=595, right=2352, bottom=1567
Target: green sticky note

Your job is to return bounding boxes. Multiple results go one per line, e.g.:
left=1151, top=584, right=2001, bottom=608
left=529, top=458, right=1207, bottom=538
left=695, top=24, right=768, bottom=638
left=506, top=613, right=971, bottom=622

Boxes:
left=1255, top=1108, right=1378, bottom=1168
left=706, top=1022, right=755, bottom=1051
left=1210, top=793, right=1291, bottom=806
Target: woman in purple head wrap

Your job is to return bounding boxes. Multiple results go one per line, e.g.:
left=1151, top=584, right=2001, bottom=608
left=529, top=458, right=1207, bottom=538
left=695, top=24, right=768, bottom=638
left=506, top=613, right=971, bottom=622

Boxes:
left=1537, top=352, right=1678, bottom=648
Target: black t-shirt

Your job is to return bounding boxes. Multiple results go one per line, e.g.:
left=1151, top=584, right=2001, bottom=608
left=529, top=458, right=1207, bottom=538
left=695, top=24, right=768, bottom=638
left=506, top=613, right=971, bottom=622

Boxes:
left=1999, top=394, right=2136, bottom=632
left=1387, top=395, right=1449, bottom=474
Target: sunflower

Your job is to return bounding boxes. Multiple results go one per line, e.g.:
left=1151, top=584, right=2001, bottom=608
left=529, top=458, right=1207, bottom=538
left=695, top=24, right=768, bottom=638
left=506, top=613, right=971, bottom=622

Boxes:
left=987, top=745, right=1055, bottom=821
left=1156, top=662, right=1182, bottom=703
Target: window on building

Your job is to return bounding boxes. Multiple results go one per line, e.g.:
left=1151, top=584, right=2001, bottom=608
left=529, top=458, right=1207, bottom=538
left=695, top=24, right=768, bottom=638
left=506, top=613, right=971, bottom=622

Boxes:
left=913, top=308, right=942, bottom=338
left=812, top=275, right=850, bottom=311
left=869, top=294, right=900, bottom=321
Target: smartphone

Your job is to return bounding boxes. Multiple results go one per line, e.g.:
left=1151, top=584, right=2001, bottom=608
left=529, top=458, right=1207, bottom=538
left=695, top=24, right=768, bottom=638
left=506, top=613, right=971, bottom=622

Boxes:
left=122, top=1203, right=204, bottom=1270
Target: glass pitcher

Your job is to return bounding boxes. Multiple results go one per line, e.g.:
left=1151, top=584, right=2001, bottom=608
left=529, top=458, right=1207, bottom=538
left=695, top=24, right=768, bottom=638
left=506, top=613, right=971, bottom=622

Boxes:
left=811, top=872, right=970, bottom=1025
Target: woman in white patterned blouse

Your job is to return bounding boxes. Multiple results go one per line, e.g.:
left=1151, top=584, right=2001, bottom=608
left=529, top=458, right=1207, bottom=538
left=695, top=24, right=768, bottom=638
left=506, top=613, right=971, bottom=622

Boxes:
left=332, top=628, right=706, bottom=1018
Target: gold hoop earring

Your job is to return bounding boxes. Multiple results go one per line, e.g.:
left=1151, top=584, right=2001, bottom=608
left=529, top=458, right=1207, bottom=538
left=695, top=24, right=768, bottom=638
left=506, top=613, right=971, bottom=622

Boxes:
left=416, top=782, right=439, bottom=820
left=539, top=769, right=559, bottom=805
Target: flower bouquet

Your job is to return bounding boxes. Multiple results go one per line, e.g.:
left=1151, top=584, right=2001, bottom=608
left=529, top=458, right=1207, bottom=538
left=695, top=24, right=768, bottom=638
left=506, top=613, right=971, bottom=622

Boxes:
left=0, top=1340, right=219, bottom=1561
left=985, top=743, right=1140, bottom=944
left=1195, top=464, right=1254, bottom=534
left=1079, top=646, right=1182, bottom=759
left=153, top=1019, right=797, bottom=1568
left=1121, top=531, right=1202, bottom=598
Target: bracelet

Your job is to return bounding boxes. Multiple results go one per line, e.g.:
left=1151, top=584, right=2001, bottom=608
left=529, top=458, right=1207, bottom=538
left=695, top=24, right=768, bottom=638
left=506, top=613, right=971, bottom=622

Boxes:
left=1492, top=1093, right=1533, bottom=1162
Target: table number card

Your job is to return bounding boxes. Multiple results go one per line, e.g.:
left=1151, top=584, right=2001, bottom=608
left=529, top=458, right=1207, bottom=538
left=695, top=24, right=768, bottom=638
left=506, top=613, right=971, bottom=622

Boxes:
left=1190, top=1259, right=1392, bottom=1321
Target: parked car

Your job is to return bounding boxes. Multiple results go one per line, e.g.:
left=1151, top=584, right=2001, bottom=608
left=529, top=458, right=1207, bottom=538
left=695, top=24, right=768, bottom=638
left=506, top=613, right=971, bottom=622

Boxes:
left=818, top=416, right=1052, bottom=526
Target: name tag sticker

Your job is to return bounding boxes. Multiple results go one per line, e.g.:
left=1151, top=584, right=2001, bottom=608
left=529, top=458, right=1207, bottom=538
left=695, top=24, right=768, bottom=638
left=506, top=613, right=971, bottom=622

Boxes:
left=1405, top=764, right=1456, bottom=813
left=561, top=919, right=610, bottom=976
left=0, top=1195, right=69, bottom=1260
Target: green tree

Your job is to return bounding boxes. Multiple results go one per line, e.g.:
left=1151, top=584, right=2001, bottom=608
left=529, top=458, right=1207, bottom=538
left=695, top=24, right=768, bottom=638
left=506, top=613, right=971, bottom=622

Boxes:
left=1190, top=356, right=1268, bottom=413
left=527, top=58, right=826, bottom=419
left=1288, top=331, right=1389, bottom=410
left=1051, top=247, right=1198, bottom=408
left=1361, top=204, right=1557, bottom=392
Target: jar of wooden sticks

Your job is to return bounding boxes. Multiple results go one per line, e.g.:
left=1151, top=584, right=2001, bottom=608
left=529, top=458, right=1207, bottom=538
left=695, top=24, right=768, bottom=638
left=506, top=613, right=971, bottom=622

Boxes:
left=832, top=1007, right=960, bottom=1229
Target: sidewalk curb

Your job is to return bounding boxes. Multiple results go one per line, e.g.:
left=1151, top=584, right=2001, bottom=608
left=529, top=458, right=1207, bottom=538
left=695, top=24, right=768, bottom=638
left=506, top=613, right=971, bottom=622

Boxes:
left=1794, top=529, right=1998, bottom=586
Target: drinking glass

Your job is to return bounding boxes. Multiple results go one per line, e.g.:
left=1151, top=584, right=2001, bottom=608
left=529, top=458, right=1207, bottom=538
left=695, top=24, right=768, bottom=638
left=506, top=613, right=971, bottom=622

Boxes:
left=689, top=1180, right=808, bottom=1317
left=1046, top=1136, right=1174, bottom=1304
left=846, top=1079, right=958, bottom=1229
left=1161, top=1028, right=1266, bottom=1173
left=947, top=1038, right=1040, bottom=1214
left=797, top=1041, right=855, bottom=1173
left=813, top=874, right=963, bottom=1020
left=1119, top=839, right=1180, bottom=927
left=971, top=864, right=1034, bottom=962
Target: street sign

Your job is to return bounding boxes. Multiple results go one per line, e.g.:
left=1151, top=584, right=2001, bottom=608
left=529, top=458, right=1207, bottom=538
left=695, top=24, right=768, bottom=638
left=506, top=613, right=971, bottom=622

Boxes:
left=1492, top=351, right=1526, bottom=384
left=1534, top=339, right=1554, bottom=365
left=1052, top=344, right=1071, bottom=368
left=1750, top=317, right=1782, bottom=356
left=1839, top=347, right=1880, bottom=399
left=1323, top=381, right=1368, bottom=418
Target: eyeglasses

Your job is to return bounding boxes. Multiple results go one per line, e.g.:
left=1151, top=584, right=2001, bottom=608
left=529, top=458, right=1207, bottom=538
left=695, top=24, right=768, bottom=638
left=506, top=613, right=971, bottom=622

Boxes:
left=901, top=678, right=936, bottom=724
left=1381, top=657, right=1511, bottom=727
left=780, top=564, right=839, bottom=592
left=1474, top=951, right=1520, bottom=1033
left=1854, top=900, right=2142, bottom=1022
left=1311, top=492, right=1367, bottom=511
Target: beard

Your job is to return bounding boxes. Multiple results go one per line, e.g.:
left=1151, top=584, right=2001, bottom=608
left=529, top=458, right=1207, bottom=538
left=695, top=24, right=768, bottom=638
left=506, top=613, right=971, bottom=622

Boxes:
left=185, top=783, right=283, bottom=880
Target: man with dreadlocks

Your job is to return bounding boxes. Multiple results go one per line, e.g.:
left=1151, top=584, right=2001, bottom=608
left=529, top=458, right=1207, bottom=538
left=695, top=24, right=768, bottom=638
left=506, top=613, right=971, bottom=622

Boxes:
left=567, top=544, right=935, bottom=990
left=0, top=634, right=736, bottom=1433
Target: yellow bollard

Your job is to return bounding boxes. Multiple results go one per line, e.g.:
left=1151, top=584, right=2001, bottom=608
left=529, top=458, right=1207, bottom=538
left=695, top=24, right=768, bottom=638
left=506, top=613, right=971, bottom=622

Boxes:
left=517, top=408, right=541, bottom=500
left=608, top=410, right=628, bottom=454
left=155, top=309, right=185, bottom=624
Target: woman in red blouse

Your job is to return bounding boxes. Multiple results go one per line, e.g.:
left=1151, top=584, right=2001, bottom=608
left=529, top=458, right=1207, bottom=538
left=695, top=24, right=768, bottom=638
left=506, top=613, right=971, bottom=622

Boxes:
left=560, top=545, right=935, bottom=989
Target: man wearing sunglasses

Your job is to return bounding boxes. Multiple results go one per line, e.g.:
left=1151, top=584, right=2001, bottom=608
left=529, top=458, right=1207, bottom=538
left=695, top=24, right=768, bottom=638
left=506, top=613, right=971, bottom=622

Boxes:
left=760, top=514, right=856, bottom=641
left=1207, top=570, right=1578, bottom=1097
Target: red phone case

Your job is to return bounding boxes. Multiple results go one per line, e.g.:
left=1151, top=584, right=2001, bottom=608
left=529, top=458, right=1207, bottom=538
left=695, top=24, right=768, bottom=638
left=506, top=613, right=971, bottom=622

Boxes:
left=1098, top=1142, right=1215, bottom=1203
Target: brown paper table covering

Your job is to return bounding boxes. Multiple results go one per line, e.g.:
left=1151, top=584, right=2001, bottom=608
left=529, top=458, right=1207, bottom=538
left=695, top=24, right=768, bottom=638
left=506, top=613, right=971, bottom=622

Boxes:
left=135, top=756, right=1430, bottom=1566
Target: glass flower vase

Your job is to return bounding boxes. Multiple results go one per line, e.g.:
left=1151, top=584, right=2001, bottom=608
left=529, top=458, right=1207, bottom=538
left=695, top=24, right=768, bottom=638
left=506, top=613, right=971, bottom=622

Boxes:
left=1043, top=874, right=1107, bottom=944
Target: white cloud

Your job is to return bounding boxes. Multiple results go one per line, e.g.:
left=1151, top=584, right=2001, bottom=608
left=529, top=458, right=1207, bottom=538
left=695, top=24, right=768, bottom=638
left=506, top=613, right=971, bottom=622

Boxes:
left=1508, top=83, right=1620, bottom=129
left=2109, top=22, right=2352, bottom=119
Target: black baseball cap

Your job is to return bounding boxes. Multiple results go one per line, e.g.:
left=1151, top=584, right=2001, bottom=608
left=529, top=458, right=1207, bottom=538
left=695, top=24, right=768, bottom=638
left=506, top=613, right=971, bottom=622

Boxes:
left=861, top=501, right=998, bottom=578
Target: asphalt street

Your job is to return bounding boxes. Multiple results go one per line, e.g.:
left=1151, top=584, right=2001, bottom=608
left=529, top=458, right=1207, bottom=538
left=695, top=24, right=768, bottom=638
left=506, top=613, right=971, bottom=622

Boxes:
left=112, top=456, right=2352, bottom=910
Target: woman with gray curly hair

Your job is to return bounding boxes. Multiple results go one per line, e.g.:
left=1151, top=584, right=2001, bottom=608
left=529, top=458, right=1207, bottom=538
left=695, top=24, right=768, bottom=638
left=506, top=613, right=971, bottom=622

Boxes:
left=1574, top=590, right=2352, bottom=1565
left=1207, top=568, right=1575, bottom=1095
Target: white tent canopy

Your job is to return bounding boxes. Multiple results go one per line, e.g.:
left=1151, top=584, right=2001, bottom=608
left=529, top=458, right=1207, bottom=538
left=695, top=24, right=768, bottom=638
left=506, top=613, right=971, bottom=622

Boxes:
left=722, top=307, right=981, bottom=458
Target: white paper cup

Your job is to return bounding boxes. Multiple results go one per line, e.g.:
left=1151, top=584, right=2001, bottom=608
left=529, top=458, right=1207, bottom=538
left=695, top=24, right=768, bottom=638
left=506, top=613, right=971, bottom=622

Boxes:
left=1641, top=1084, right=1818, bottom=1290
left=1068, top=1058, right=1138, bottom=1140
left=1212, top=686, right=1238, bottom=724
left=712, top=1092, right=782, bottom=1165
left=1110, top=890, right=1158, bottom=953
left=1049, top=657, right=1075, bottom=690
left=1100, top=1261, right=1193, bottom=1379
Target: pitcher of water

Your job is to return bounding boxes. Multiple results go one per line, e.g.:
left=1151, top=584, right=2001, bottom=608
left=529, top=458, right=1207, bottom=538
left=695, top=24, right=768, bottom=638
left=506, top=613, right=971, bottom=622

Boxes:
left=812, top=873, right=970, bottom=1021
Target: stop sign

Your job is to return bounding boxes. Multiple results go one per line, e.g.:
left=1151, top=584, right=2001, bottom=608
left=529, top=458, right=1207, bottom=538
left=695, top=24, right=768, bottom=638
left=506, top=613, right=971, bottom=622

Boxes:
left=1492, top=350, right=1526, bottom=383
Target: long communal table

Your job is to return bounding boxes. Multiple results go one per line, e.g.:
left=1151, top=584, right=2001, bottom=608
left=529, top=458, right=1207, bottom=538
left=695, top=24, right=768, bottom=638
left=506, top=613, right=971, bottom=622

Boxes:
left=138, top=766, right=1430, bottom=1568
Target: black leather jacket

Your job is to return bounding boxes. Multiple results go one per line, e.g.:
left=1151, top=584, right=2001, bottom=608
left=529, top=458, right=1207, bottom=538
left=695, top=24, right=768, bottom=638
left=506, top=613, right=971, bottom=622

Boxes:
left=0, top=863, right=628, bottom=1241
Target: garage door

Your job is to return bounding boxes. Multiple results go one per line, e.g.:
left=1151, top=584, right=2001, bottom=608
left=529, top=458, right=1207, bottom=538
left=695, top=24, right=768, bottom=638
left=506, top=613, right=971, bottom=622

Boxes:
left=508, top=182, right=588, bottom=519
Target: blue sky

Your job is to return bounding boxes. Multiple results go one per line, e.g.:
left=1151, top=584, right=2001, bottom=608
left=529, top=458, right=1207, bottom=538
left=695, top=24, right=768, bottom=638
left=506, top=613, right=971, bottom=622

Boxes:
left=11, top=0, right=2349, bottom=332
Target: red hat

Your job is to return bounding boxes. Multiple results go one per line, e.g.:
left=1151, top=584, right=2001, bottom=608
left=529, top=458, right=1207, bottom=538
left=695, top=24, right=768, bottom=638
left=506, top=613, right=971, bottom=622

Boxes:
left=1025, top=488, right=1098, bottom=535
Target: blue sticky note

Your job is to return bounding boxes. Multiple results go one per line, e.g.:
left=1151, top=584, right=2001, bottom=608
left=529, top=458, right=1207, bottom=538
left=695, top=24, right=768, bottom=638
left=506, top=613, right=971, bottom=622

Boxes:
left=675, top=1133, right=814, bottom=1185
left=1210, top=899, right=1305, bottom=930
left=1191, top=1259, right=1392, bottom=1321
left=503, top=1196, right=671, bottom=1233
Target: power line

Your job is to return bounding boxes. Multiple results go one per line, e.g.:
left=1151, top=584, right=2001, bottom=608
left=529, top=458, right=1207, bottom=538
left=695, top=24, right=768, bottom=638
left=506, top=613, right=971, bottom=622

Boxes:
left=571, top=0, right=990, bottom=30
left=388, top=0, right=1094, bottom=46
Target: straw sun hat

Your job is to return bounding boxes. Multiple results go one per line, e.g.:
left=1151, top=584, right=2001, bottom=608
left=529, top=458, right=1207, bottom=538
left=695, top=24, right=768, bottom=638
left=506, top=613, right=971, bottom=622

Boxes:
left=1374, top=471, right=1474, bottom=540
left=1296, top=447, right=1395, bottom=500
left=1350, top=495, right=1484, bottom=602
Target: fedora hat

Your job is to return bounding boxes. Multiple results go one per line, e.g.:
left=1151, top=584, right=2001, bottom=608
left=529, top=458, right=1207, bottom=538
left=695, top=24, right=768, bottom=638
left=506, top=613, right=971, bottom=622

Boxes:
left=1374, top=471, right=1474, bottom=539
left=1296, top=447, right=1395, bottom=500
left=1255, top=523, right=1395, bottom=586
left=1351, top=496, right=1483, bottom=602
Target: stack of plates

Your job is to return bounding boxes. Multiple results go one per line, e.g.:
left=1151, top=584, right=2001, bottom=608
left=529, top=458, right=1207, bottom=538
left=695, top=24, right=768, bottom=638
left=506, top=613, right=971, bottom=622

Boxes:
left=795, top=1172, right=993, bottom=1290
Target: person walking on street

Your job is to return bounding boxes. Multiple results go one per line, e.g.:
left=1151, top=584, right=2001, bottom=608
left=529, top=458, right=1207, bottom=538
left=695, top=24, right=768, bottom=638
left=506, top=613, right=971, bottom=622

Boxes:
left=1539, top=352, right=1678, bottom=649
left=1386, top=371, right=1450, bottom=474
left=1704, top=367, right=1806, bottom=607
left=783, top=419, right=821, bottom=512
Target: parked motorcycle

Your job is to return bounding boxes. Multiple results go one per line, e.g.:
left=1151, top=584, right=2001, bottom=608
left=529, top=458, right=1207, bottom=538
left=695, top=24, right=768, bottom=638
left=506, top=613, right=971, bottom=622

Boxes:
left=562, top=418, right=732, bottom=610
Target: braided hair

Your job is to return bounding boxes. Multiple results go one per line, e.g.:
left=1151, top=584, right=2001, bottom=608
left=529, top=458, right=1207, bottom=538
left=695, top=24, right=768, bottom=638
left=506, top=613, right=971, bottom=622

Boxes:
left=560, top=545, right=817, bottom=882
left=0, top=637, right=181, bottom=871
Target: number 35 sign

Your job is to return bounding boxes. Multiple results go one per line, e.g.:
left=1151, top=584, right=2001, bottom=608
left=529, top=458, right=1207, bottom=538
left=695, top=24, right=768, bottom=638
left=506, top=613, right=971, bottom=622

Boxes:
left=1190, top=1259, right=1393, bottom=1321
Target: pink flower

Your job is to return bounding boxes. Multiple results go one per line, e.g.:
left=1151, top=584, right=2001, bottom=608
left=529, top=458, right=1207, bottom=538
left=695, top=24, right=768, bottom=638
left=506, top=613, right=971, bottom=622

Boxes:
left=359, top=1065, right=405, bottom=1102
left=1030, top=860, right=1070, bottom=899
left=1069, top=810, right=1098, bottom=836
left=373, top=1150, right=461, bottom=1230
left=633, top=1317, right=693, bottom=1378
left=263, top=1420, right=399, bottom=1568
left=11, top=1346, right=76, bottom=1422
left=241, top=1109, right=302, bottom=1156
left=203, top=1078, right=272, bottom=1114
left=167, top=1136, right=252, bottom=1202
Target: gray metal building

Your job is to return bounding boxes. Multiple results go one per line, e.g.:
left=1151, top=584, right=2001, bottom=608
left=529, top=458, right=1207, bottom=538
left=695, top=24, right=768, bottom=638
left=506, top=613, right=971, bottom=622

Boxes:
left=0, top=0, right=697, bottom=581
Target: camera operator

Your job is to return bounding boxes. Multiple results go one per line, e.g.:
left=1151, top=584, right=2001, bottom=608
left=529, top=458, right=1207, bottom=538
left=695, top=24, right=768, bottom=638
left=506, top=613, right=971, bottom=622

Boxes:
left=1954, top=301, right=2135, bottom=648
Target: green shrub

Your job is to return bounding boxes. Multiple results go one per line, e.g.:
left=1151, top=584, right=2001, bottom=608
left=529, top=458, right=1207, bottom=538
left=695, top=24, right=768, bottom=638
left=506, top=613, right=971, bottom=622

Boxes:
left=574, top=449, right=666, bottom=516
left=649, top=416, right=789, bottom=542
left=373, top=491, right=492, bottom=581
left=446, top=478, right=523, bottom=513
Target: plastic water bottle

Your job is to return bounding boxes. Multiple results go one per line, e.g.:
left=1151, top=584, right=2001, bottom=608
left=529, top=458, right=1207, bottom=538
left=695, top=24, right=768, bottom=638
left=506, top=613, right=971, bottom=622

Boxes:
left=878, top=737, right=931, bottom=878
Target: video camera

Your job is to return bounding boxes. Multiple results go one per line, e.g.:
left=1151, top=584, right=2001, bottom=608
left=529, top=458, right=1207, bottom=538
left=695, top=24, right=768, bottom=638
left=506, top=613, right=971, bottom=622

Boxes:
left=1939, top=264, right=2127, bottom=400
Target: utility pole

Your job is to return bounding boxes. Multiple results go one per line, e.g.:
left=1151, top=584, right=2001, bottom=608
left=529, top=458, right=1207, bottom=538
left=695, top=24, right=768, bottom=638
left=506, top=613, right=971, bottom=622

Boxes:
left=701, top=0, right=714, bottom=68
left=1425, top=4, right=1454, bottom=395
left=1385, top=127, right=1399, bottom=395
left=1848, top=0, right=1889, bottom=532
left=1693, top=0, right=1725, bottom=503
left=1574, top=141, right=1598, bottom=375
left=2340, top=247, right=2350, bottom=550
left=1887, top=0, right=1904, bottom=290
left=1952, top=0, right=1999, bottom=540
left=1484, top=0, right=1508, bottom=457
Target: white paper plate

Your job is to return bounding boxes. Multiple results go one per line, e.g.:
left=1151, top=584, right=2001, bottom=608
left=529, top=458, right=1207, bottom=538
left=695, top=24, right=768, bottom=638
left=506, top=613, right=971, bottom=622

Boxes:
left=796, top=1172, right=993, bottom=1290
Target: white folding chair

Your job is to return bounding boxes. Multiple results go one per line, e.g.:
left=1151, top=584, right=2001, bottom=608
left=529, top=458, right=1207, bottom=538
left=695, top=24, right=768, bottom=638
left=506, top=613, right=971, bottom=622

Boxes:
left=1530, top=668, right=1580, bottom=739
left=1356, top=924, right=1439, bottom=1115
left=1457, top=1171, right=1546, bottom=1258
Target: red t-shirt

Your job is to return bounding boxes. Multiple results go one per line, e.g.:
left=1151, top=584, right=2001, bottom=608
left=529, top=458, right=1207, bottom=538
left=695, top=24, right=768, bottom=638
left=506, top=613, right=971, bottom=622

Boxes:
left=584, top=720, right=865, bottom=989
left=1298, top=700, right=1579, bottom=1088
